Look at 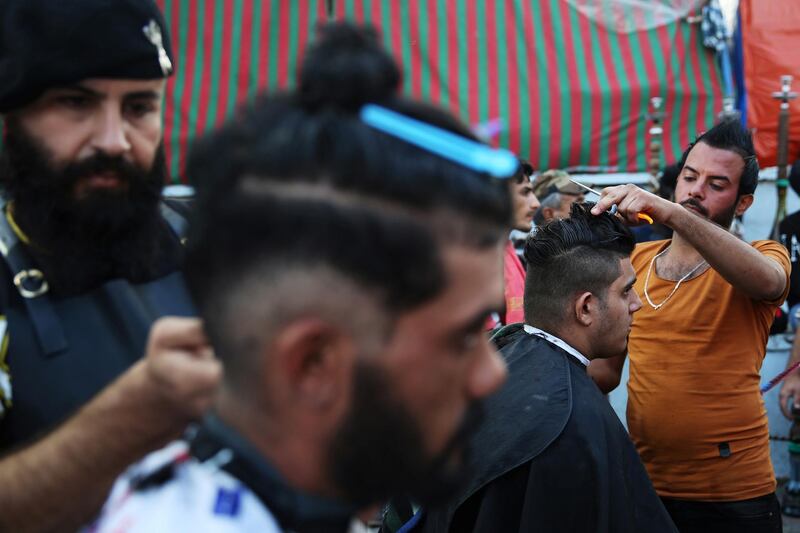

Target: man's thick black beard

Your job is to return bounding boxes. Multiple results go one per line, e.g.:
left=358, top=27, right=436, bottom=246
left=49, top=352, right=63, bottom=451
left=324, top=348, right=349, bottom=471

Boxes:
left=0, top=120, right=170, bottom=294
left=327, top=361, right=484, bottom=508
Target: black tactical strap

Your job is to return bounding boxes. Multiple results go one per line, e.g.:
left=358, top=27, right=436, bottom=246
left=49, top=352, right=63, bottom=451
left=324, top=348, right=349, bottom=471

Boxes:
left=0, top=199, right=67, bottom=357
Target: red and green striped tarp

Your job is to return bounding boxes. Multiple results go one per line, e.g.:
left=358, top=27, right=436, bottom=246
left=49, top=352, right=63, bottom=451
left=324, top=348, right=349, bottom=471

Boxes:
left=157, top=0, right=725, bottom=183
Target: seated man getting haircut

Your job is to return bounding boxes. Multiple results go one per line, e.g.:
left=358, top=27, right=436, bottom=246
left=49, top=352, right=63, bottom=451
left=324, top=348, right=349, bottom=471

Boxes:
left=419, top=203, right=676, bottom=533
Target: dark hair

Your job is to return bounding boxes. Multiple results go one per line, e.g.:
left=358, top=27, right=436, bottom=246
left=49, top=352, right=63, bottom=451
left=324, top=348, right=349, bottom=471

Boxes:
left=523, top=203, right=635, bottom=329
left=678, top=118, right=759, bottom=196
left=512, top=158, right=533, bottom=185
left=659, top=162, right=681, bottom=199
left=184, top=23, right=511, bottom=382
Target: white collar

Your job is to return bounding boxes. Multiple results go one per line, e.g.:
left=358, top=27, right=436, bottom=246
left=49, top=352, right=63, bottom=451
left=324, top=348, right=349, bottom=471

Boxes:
left=523, top=325, right=590, bottom=367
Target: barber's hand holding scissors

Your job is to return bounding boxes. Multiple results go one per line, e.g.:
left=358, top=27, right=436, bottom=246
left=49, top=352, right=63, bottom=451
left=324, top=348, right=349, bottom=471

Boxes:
left=590, top=184, right=673, bottom=226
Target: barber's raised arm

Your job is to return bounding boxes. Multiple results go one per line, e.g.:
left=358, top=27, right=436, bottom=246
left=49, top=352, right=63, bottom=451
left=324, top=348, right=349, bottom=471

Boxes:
left=592, top=185, right=787, bottom=302
left=0, top=317, right=221, bottom=532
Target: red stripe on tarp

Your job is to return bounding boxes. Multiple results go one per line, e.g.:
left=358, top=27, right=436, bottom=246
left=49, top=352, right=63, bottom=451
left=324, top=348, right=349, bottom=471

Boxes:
left=177, top=2, right=199, bottom=183
left=297, top=0, right=311, bottom=71
left=520, top=0, right=541, bottom=165
left=559, top=0, right=582, bottom=166
left=237, top=0, right=254, bottom=106
left=636, top=30, right=659, bottom=103
left=595, top=24, right=622, bottom=169
left=369, top=1, right=382, bottom=44
left=539, top=0, right=563, bottom=164
left=577, top=10, right=601, bottom=166
left=446, top=1, right=460, bottom=119
left=215, top=0, right=234, bottom=127
left=408, top=1, right=422, bottom=99
left=485, top=0, right=500, bottom=147
left=196, top=1, right=215, bottom=130
left=389, top=1, right=403, bottom=81
left=334, top=0, right=345, bottom=19
left=354, top=0, right=364, bottom=24
left=427, top=1, right=441, bottom=104
left=465, top=1, right=479, bottom=125
left=504, top=0, right=520, bottom=155
left=277, top=2, right=290, bottom=87
left=616, top=31, right=641, bottom=172
left=317, top=0, right=328, bottom=21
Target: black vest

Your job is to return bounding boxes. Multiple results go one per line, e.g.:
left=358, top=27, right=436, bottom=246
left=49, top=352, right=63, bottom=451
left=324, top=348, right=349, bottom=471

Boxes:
left=0, top=203, right=194, bottom=448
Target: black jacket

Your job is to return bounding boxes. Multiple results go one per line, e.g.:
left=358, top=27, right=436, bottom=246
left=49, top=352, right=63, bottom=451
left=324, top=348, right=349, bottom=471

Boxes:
left=420, top=325, right=677, bottom=533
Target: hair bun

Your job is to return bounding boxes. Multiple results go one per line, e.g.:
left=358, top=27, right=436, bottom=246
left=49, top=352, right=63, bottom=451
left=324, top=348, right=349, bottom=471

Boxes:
left=299, top=23, right=400, bottom=112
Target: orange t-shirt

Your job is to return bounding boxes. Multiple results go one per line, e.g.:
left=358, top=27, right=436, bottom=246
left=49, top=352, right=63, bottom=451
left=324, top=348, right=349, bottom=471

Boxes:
left=627, top=239, right=790, bottom=501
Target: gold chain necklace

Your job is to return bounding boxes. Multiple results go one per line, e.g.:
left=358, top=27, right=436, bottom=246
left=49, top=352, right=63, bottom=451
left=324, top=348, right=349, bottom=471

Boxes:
left=643, top=246, right=707, bottom=310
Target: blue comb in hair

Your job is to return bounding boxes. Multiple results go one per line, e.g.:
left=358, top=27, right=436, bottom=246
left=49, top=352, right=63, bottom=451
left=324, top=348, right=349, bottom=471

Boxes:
left=360, top=104, right=518, bottom=178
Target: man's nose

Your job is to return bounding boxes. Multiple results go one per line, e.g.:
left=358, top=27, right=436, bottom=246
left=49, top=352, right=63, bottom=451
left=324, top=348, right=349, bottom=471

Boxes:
left=91, top=107, right=131, bottom=157
left=631, top=290, right=643, bottom=313
left=529, top=193, right=541, bottom=211
left=467, top=341, right=508, bottom=400
left=688, top=179, right=705, bottom=199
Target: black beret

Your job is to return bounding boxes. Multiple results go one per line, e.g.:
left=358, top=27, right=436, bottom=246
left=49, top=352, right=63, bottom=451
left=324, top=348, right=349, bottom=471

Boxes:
left=0, top=0, right=174, bottom=113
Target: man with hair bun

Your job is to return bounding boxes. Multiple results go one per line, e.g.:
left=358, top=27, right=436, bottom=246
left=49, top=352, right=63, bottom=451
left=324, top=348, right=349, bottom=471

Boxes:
left=418, top=203, right=676, bottom=533
left=91, top=22, right=510, bottom=532
left=0, top=1, right=221, bottom=530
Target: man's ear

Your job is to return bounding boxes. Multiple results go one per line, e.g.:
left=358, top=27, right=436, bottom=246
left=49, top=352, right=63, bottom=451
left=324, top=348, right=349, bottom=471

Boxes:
left=272, top=319, right=355, bottom=410
left=573, top=291, right=597, bottom=327
left=542, top=206, right=556, bottom=221
left=735, top=193, right=754, bottom=217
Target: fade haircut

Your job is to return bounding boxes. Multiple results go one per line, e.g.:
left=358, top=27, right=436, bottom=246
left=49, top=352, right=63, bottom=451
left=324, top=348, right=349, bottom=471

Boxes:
left=184, top=23, right=512, bottom=390
left=678, top=118, right=759, bottom=197
left=523, top=203, right=635, bottom=331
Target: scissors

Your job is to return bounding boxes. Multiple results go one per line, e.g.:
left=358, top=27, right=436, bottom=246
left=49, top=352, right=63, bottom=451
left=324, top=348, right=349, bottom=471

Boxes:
left=568, top=179, right=654, bottom=225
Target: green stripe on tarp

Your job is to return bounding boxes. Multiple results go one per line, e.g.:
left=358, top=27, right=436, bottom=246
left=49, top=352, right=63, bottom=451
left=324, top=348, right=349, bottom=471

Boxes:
left=493, top=0, right=510, bottom=150
left=226, top=0, right=244, bottom=116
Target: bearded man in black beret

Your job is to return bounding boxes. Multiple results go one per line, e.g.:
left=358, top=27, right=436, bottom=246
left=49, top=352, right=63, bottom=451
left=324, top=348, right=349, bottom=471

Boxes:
left=0, top=1, right=220, bottom=530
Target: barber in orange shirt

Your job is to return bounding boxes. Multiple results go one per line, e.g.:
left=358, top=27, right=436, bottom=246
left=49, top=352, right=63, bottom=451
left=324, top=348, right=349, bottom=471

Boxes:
left=592, top=119, right=790, bottom=533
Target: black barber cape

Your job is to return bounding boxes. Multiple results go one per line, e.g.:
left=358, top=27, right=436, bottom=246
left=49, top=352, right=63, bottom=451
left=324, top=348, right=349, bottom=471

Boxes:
left=420, top=325, right=677, bottom=533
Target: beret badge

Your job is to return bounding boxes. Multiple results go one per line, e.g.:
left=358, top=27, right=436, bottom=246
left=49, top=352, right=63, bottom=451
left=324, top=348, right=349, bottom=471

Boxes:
left=142, top=19, right=173, bottom=77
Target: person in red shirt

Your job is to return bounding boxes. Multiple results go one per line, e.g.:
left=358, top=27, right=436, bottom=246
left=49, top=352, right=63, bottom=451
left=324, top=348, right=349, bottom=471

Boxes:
left=500, top=160, right=539, bottom=325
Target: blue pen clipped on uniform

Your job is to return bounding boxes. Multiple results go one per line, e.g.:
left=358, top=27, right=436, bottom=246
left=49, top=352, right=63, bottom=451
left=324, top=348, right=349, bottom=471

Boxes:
left=360, top=104, right=519, bottom=178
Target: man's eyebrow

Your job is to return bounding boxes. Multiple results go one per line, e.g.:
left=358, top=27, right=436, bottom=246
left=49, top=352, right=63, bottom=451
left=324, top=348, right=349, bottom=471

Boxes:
left=54, top=84, right=101, bottom=97
left=124, top=91, right=162, bottom=100
left=683, top=165, right=731, bottom=183
left=624, top=277, right=637, bottom=291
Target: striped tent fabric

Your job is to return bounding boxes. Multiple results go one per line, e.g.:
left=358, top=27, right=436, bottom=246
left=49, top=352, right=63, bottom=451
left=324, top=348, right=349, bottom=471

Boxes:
left=156, top=0, right=328, bottom=182
left=155, top=1, right=725, bottom=182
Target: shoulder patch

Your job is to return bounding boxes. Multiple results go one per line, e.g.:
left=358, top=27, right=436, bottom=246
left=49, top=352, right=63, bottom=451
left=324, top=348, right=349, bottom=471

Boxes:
left=213, top=486, right=242, bottom=517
